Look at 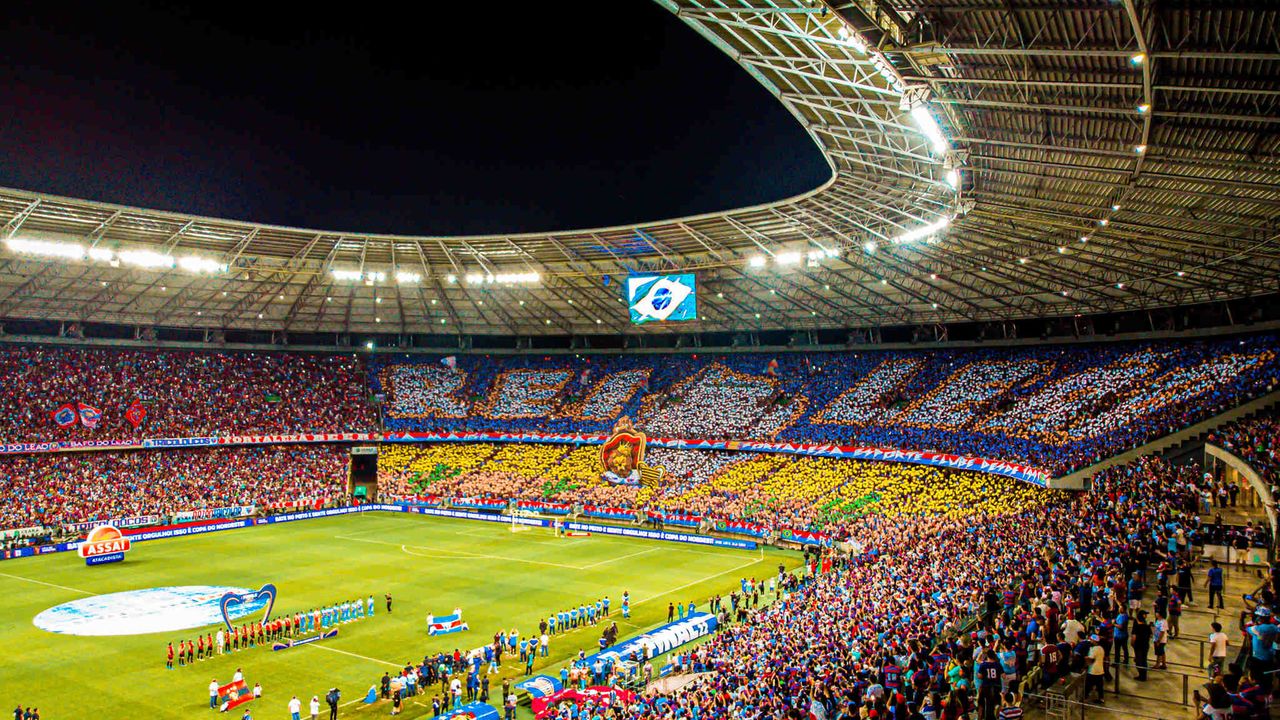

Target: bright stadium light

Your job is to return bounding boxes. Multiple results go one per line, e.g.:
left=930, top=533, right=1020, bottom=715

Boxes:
left=395, top=271, right=421, bottom=284
left=178, top=256, right=226, bottom=273
left=945, top=169, right=960, bottom=189
left=892, top=216, right=951, bottom=245
left=119, top=249, right=175, bottom=269
left=88, top=247, right=114, bottom=262
left=332, top=269, right=363, bottom=281
left=6, top=238, right=85, bottom=259
left=910, top=105, right=949, bottom=155
left=836, top=24, right=867, bottom=54
left=748, top=255, right=767, bottom=268
left=776, top=251, right=802, bottom=265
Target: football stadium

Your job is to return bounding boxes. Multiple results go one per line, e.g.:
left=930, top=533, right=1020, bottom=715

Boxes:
left=2, top=2, right=1280, bottom=720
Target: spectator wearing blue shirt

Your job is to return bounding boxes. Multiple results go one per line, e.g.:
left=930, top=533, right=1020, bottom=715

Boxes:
left=1246, top=607, right=1277, bottom=681
left=1206, top=560, right=1225, bottom=609
left=1112, top=611, right=1130, bottom=665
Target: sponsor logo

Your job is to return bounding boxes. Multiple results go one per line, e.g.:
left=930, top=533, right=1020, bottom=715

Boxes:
left=78, top=525, right=131, bottom=564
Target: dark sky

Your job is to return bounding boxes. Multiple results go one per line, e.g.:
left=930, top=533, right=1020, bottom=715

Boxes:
left=0, top=1, right=829, bottom=236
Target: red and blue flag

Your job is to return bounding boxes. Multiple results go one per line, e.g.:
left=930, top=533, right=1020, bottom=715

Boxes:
left=51, top=403, right=77, bottom=428
left=76, top=402, right=102, bottom=429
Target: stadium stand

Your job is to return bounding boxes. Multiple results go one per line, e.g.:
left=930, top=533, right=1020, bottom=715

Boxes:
left=514, top=454, right=1278, bottom=720
left=0, top=345, right=376, bottom=442
left=373, top=334, right=1280, bottom=475
left=0, top=445, right=346, bottom=545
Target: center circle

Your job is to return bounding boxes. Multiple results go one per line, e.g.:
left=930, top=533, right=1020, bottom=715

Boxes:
left=33, top=585, right=269, bottom=636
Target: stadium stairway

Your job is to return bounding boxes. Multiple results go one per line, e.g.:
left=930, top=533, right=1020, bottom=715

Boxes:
left=1052, top=389, right=1280, bottom=490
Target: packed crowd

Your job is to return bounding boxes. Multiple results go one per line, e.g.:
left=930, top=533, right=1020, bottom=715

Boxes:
left=0, top=445, right=346, bottom=535
left=0, top=346, right=375, bottom=442
left=1211, top=410, right=1280, bottom=500
left=374, top=442, right=1057, bottom=541
left=540, top=456, right=1278, bottom=720
left=373, top=334, right=1280, bottom=475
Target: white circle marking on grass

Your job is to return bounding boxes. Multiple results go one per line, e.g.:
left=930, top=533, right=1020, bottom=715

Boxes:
left=33, top=585, right=266, bottom=636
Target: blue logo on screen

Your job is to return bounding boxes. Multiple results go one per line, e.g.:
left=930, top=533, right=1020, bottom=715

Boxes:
left=651, top=287, right=672, bottom=311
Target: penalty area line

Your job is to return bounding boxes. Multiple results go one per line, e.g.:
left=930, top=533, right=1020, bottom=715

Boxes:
left=0, top=571, right=95, bottom=596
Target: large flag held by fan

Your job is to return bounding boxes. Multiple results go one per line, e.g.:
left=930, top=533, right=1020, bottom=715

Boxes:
left=125, top=400, right=146, bottom=428
left=51, top=403, right=76, bottom=428
left=76, top=402, right=102, bottom=429
left=218, top=679, right=254, bottom=711
left=427, top=608, right=469, bottom=636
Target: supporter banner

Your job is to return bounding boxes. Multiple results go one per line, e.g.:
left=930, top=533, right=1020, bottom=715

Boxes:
left=515, top=675, right=563, bottom=699
left=218, top=679, right=254, bottom=712
left=565, top=522, right=756, bottom=550
left=0, top=432, right=379, bottom=457
left=450, top=498, right=507, bottom=511
left=777, top=528, right=833, bottom=547
left=441, top=702, right=499, bottom=720
left=386, top=495, right=443, bottom=507
left=714, top=519, right=766, bottom=538
left=382, top=430, right=1051, bottom=486
left=427, top=609, right=469, bottom=636
left=172, top=506, right=254, bottom=523
left=516, top=500, right=572, bottom=516
left=64, top=514, right=161, bottom=535
left=532, top=687, right=635, bottom=719
left=564, top=612, right=718, bottom=694
left=582, top=505, right=635, bottom=522
left=646, top=511, right=701, bottom=528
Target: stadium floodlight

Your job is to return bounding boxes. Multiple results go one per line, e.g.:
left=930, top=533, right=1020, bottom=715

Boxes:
left=493, top=272, right=539, bottom=284
left=88, top=247, right=115, bottom=262
left=178, top=256, right=226, bottom=273
left=776, top=251, right=802, bottom=265
left=365, top=271, right=386, bottom=283
left=465, top=273, right=485, bottom=284
left=864, top=241, right=877, bottom=253
left=910, top=106, right=949, bottom=155
left=892, top=216, right=951, bottom=245
left=836, top=24, right=867, bottom=54
left=365, top=341, right=374, bottom=350
left=119, top=249, right=175, bottom=269
left=945, top=169, right=960, bottom=189
left=446, top=274, right=457, bottom=283
left=395, top=272, right=421, bottom=284
left=748, top=255, right=767, bottom=268
left=6, top=238, right=85, bottom=259
left=331, top=269, right=363, bottom=281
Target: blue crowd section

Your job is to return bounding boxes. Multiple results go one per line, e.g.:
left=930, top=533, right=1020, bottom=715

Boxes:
left=370, top=333, right=1280, bottom=475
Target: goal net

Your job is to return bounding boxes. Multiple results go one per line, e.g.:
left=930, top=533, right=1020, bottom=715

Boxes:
left=509, top=509, right=543, bottom=533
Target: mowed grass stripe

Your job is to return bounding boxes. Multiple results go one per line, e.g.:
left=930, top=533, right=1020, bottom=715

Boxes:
left=0, top=512, right=798, bottom=720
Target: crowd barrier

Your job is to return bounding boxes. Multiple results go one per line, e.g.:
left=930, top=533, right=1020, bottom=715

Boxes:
left=0, top=502, right=757, bottom=562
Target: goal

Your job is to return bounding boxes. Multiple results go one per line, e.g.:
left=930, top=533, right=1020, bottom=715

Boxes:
left=509, top=509, right=544, bottom=533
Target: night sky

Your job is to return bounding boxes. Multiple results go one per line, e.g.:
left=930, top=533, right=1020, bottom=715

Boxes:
left=0, top=1, right=829, bottom=235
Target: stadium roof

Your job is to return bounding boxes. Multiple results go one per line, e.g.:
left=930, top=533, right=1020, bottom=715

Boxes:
left=0, top=0, right=1277, bottom=336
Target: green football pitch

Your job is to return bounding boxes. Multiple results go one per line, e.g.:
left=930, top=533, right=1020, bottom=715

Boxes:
left=0, top=513, right=798, bottom=719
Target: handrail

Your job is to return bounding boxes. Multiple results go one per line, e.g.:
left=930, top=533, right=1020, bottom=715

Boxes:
left=1205, top=441, right=1278, bottom=543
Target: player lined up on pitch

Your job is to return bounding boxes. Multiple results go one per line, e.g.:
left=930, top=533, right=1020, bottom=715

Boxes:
left=166, top=596, right=378, bottom=668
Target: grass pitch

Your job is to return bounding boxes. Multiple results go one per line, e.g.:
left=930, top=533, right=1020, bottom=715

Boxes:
left=0, top=513, right=797, bottom=719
